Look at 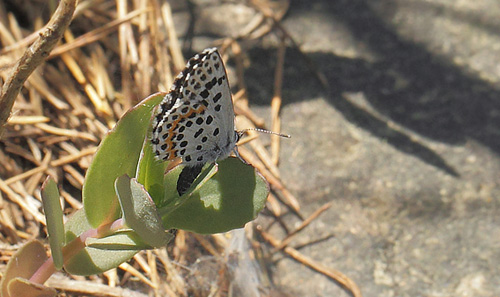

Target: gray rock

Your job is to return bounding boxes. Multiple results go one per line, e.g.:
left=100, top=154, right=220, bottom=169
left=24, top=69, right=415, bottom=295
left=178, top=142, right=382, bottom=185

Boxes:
left=174, top=0, right=500, bottom=295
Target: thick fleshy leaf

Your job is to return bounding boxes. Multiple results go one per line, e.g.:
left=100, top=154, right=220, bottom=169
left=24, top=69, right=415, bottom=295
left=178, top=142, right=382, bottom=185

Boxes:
left=115, top=175, right=171, bottom=247
left=161, top=158, right=269, bottom=234
left=82, top=92, right=166, bottom=228
left=159, top=162, right=218, bottom=209
left=7, top=278, right=56, bottom=297
left=64, top=209, right=138, bottom=276
left=159, top=165, right=184, bottom=208
left=1, top=240, right=47, bottom=297
left=86, top=231, right=153, bottom=250
left=40, top=176, right=64, bottom=270
left=64, top=245, right=138, bottom=276
left=136, top=134, right=168, bottom=206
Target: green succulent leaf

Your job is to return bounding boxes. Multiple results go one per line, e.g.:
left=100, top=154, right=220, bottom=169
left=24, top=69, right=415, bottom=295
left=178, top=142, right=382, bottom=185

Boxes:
left=82, top=92, right=166, bottom=228
left=85, top=231, right=153, bottom=250
left=63, top=210, right=138, bottom=276
left=0, top=240, right=48, bottom=297
left=62, top=89, right=270, bottom=274
left=161, top=157, right=269, bottom=234
left=7, top=278, right=56, bottom=297
left=115, top=175, right=172, bottom=247
left=40, top=176, right=65, bottom=270
left=135, top=132, right=168, bottom=206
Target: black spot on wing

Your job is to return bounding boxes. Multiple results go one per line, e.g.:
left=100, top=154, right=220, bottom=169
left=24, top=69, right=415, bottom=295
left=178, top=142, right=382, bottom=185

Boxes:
left=213, top=92, right=222, bottom=103
left=194, top=128, right=204, bottom=138
left=205, top=77, right=217, bottom=90
left=200, top=89, right=209, bottom=98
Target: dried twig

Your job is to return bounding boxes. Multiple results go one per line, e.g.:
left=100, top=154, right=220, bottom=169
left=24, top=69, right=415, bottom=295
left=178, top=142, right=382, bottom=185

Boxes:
left=271, top=36, right=286, bottom=165
left=258, top=226, right=363, bottom=297
left=250, top=0, right=328, bottom=89
left=46, top=274, right=149, bottom=297
left=275, top=202, right=333, bottom=250
left=49, top=9, right=148, bottom=59
left=0, top=0, right=77, bottom=137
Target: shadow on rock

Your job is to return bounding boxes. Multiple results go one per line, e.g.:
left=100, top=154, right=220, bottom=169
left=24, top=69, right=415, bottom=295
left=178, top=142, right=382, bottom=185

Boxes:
left=244, top=0, right=500, bottom=178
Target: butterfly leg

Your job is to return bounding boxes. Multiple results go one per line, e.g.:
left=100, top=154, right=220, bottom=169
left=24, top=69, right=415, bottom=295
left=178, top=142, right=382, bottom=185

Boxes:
left=232, top=146, right=249, bottom=165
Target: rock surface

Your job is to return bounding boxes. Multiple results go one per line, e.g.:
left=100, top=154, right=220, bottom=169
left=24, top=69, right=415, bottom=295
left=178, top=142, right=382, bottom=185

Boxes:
left=177, top=0, right=500, bottom=296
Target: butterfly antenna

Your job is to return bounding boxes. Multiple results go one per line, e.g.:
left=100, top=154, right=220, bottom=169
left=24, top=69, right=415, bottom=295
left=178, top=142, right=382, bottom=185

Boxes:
left=240, top=128, right=291, bottom=138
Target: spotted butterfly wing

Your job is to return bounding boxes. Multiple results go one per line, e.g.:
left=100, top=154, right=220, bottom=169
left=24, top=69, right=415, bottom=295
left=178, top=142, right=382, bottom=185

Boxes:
left=151, top=48, right=239, bottom=194
left=151, top=48, right=238, bottom=166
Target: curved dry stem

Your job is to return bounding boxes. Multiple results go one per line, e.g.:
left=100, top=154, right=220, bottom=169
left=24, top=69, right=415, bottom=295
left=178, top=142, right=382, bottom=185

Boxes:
left=0, top=0, right=77, bottom=138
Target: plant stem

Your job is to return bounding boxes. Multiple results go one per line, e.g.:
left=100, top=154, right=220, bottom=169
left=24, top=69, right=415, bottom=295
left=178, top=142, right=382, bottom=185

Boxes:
left=28, top=219, right=125, bottom=284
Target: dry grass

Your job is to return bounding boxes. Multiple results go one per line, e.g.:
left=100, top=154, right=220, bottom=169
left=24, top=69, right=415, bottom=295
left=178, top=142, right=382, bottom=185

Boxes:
left=0, top=1, right=361, bottom=296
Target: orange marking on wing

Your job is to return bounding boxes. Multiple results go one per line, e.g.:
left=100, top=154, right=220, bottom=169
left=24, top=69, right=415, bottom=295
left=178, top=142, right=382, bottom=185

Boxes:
left=161, top=105, right=206, bottom=160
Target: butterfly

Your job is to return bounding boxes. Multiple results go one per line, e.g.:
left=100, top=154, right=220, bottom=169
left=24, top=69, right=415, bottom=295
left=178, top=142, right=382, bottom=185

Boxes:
left=151, top=48, right=240, bottom=195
